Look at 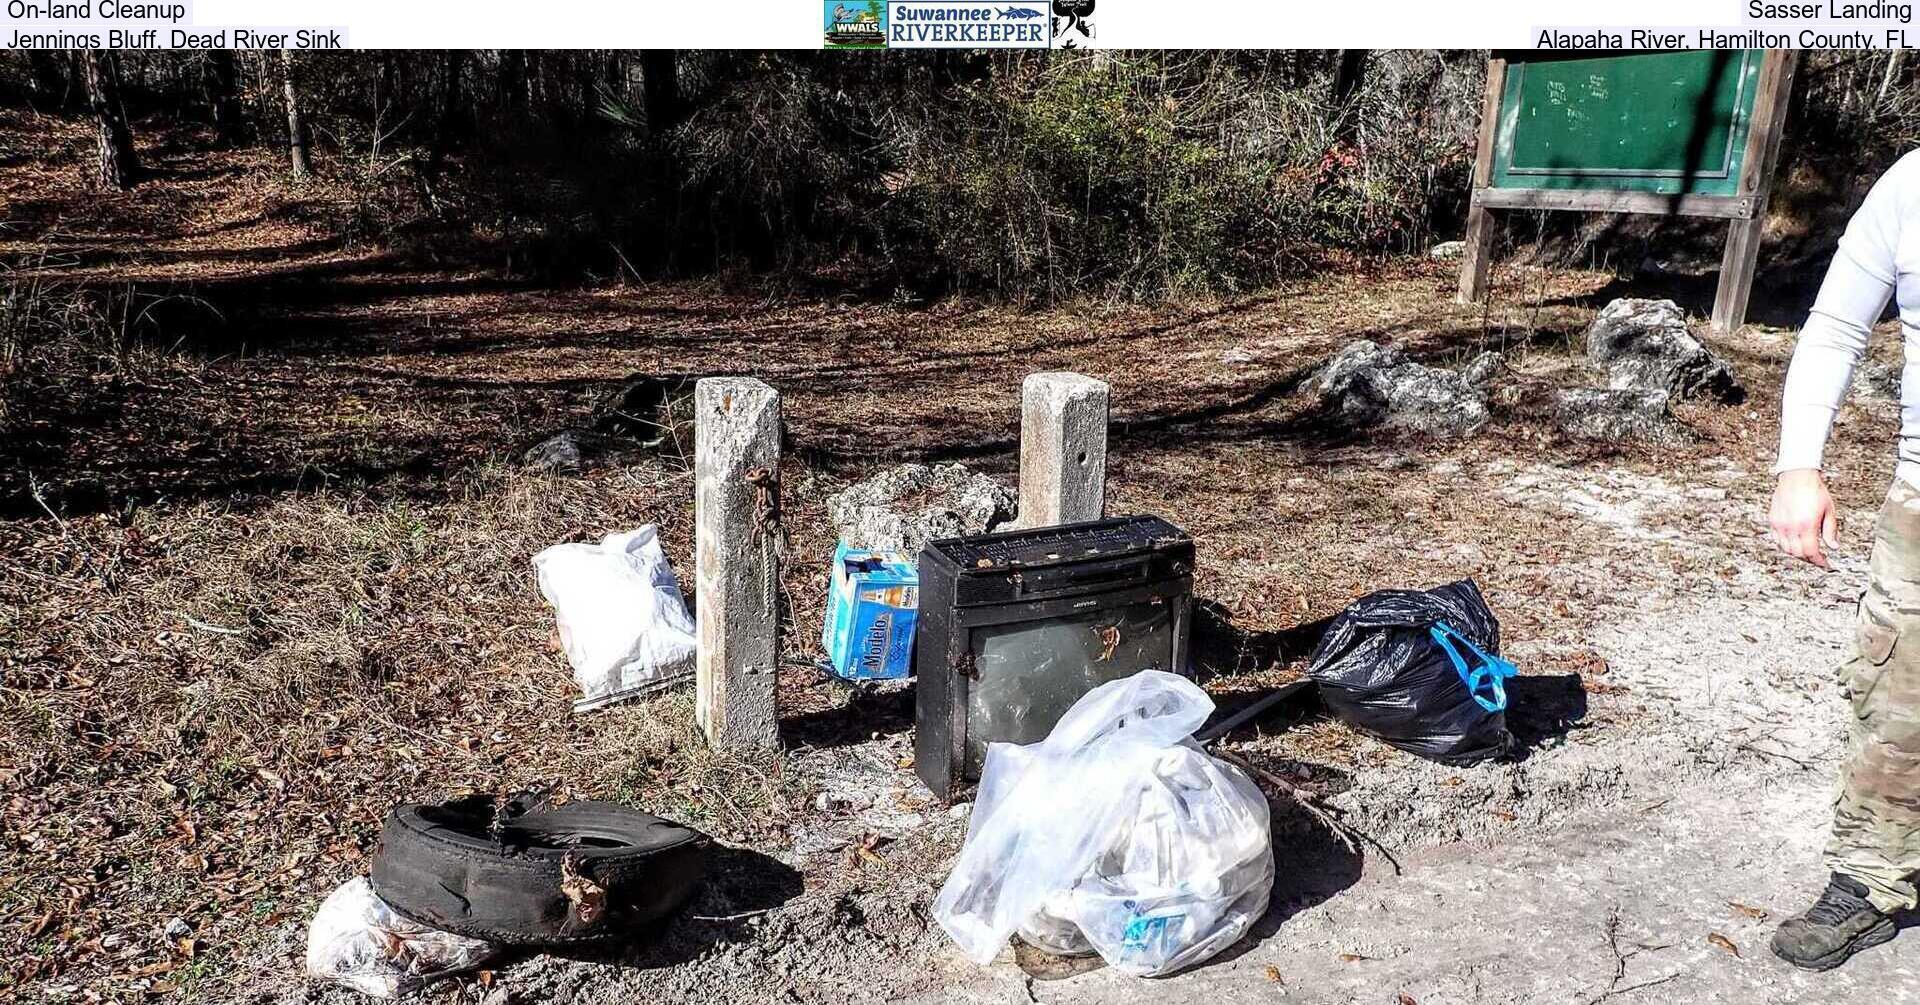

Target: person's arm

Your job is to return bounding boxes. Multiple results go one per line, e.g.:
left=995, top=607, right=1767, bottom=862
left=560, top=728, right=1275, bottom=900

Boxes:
left=1770, top=167, right=1903, bottom=568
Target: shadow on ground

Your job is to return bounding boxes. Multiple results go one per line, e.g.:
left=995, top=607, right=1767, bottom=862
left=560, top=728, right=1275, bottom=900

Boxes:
left=1505, top=673, right=1590, bottom=757
left=528, top=844, right=806, bottom=971
left=1202, top=760, right=1367, bottom=973
left=783, top=678, right=916, bottom=750
left=1545, top=265, right=1824, bottom=331
left=1192, top=599, right=1333, bottom=679
left=4, top=222, right=1604, bottom=520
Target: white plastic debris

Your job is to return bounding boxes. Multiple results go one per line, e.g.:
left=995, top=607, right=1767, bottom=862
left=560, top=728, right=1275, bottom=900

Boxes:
left=305, top=878, right=497, bottom=998
left=533, top=525, right=699, bottom=712
left=933, top=670, right=1274, bottom=977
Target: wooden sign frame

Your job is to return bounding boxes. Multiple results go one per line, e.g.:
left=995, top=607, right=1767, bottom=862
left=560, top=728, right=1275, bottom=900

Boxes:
left=1456, top=50, right=1800, bottom=334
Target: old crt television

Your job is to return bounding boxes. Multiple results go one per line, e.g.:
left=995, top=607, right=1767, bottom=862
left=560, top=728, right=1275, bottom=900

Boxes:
left=912, top=515, right=1195, bottom=801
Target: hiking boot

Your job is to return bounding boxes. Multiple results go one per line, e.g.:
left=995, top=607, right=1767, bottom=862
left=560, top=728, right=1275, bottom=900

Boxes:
left=1770, top=873, right=1898, bottom=971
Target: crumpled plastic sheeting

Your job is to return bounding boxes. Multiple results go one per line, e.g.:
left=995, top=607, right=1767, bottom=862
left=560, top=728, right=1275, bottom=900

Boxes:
left=305, top=878, right=498, bottom=998
left=933, top=670, right=1274, bottom=977
left=533, top=525, right=698, bottom=712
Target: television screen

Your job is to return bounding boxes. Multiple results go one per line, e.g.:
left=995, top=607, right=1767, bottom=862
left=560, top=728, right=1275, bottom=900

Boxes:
left=963, top=599, right=1179, bottom=773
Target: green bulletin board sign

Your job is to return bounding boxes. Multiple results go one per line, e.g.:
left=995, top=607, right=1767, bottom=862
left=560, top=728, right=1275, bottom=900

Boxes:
left=1490, top=50, right=1764, bottom=198
left=1458, top=49, right=1799, bottom=333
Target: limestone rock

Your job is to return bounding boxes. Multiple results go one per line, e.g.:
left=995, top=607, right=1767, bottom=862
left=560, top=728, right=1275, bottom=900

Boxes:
left=1429, top=240, right=1467, bottom=261
left=596, top=374, right=697, bottom=446
left=1853, top=360, right=1901, bottom=403
left=1585, top=299, right=1743, bottom=403
left=523, top=374, right=697, bottom=474
left=523, top=428, right=614, bottom=473
left=1462, top=351, right=1504, bottom=387
left=1538, top=386, right=1687, bottom=446
left=828, top=462, right=1016, bottom=554
left=1312, top=341, right=1492, bottom=438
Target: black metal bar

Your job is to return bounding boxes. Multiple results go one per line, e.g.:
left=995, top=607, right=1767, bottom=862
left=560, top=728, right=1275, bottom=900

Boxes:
left=1195, top=679, right=1318, bottom=745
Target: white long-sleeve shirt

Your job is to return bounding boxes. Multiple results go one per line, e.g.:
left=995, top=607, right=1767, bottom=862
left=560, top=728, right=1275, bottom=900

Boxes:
left=1777, top=149, right=1920, bottom=484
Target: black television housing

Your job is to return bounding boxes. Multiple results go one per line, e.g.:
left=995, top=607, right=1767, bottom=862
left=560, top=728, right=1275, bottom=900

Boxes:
left=912, top=515, right=1196, bottom=801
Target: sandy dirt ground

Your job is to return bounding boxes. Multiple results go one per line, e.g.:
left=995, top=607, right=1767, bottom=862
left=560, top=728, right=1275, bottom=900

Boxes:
left=913, top=462, right=1919, bottom=1005
left=5, top=118, right=1919, bottom=1004
left=393, top=449, right=1910, bottom=1005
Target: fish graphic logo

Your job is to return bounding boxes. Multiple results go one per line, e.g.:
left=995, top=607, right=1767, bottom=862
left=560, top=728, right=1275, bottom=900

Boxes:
left=997, top=4, right=1043, bottom=16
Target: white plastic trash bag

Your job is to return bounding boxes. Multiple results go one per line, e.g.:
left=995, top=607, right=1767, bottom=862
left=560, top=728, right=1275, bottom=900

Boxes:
left=932, top=670, right=1274, bottom=977
left=305, top=878, right=497, bottom=998
left=534, top=525, right=698, bottom=712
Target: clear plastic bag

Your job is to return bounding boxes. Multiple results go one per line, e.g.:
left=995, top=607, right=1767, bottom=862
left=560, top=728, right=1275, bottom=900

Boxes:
left=533, top=525, right=698, bottom=712
left=305, top=878, right=498, bottom=998
left=933, top=670, right=1274, bottom=977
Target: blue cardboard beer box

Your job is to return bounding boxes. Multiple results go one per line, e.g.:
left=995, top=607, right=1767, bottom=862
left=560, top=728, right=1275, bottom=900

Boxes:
left=822, top=541, right=919, bottom=681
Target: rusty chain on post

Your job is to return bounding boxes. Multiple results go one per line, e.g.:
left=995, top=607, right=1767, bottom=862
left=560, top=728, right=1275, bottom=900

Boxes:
left=742, top=466, right=787, bottom=627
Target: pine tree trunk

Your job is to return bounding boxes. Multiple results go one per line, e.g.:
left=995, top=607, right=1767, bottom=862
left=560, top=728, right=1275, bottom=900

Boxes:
left=1328, top=49, right=1369, bottom=144
left=497, top=49, right=527, bottom=120
left=80, top=50, right=139, bottom=189
left=433, top=50, right=466, bottom=162
left=377, top=51, right=397, bottom=122
left=281, top=49, right=311, bottom=179
left=603, top=51, right=625, bottom=96
left=209, top=50, right=245, bottom=147
left=27, top=51, right=69, bottom=108
left=1877, top=50, right=1904, bottom=116
left=640, top=51, right=680, bottom=136
left=573, top=53, right=595, bottom=129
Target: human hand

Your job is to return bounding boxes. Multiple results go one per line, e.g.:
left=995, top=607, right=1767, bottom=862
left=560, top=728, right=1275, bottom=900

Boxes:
left=1769, top=468, right=1838, bottom=569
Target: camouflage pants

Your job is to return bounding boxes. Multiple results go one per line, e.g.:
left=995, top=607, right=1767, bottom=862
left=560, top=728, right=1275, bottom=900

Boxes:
left=1825, top=478, right=1920, bottom=914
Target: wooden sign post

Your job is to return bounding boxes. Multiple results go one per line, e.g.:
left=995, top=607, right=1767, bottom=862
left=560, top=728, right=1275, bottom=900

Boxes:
left=1457, top=49, right=1799, bottom=334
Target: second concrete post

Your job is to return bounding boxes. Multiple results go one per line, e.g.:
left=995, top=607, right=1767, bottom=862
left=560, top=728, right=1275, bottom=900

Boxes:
left=1017, top=371, right=1109, bottom=528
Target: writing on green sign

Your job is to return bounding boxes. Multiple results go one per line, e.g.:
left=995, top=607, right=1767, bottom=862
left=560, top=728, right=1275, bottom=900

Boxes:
left=1490, top=51, right=1763, bottom=198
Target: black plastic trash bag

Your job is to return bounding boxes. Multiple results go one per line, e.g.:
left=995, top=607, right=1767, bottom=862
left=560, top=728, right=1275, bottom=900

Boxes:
left=1305, top=579, right=1517, bottom=765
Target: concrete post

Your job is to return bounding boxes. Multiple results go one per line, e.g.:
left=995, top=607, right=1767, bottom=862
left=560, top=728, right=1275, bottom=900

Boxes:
left=694, top=377, right=781, bottom=752
left=1017, top=372, right=1109, bottom=528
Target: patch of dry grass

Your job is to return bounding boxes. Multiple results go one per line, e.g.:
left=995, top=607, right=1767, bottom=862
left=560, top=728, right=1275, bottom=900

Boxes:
left=0, top=461, right=825, bottom=997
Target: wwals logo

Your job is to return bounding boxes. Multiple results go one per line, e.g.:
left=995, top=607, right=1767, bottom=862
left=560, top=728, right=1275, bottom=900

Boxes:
left=824, top=1, right=887, bottom=47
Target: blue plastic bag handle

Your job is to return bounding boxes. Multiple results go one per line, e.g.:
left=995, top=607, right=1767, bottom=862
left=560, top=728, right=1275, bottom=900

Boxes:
left=1429, top=621, right=1517, bottom=714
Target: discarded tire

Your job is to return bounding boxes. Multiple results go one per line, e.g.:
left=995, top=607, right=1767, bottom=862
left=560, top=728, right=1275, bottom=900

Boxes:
left=370, top=793, right=710, bottom=946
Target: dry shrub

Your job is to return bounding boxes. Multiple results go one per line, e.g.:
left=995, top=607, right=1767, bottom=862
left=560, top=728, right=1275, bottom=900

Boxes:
left=663, top=52, right=1486, bottom=301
